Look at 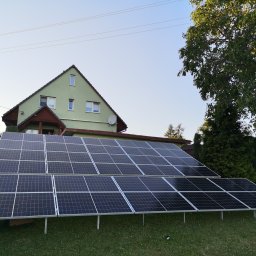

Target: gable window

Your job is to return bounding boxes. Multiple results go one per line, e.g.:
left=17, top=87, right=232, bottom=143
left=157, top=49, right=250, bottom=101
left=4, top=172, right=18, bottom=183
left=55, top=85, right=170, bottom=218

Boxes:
left=40, top=96, right=56, bottom=109
left=86, top=101, right=100, bottom=113
left=69, top=74, right=76, bottom=86
left=68, top=99, right=74, bottom=111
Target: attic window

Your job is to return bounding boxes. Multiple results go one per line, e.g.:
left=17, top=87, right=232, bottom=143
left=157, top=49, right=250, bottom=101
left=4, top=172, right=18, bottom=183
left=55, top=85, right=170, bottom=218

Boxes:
left=40, top=96, right=56, bottom=109
left=69, top=74, right=76, bottom=86
left=86, top=101, right=100, bottom=113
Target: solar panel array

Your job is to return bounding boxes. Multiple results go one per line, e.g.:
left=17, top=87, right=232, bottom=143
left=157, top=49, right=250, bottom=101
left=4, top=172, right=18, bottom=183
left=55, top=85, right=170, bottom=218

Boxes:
left=0, top=132, right=218, bottom=177
left=0, top=132, right=255, bottom=220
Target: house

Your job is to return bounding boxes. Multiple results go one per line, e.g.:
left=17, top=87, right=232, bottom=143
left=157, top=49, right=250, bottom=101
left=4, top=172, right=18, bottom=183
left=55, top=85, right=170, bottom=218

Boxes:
left=2, top=65, right=127, bottom=135
left=2, top=65, right=190, bottom=145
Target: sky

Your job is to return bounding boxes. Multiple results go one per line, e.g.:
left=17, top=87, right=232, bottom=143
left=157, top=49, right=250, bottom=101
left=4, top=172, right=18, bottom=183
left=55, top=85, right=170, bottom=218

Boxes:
left=0, top=0, right=207, bottom=141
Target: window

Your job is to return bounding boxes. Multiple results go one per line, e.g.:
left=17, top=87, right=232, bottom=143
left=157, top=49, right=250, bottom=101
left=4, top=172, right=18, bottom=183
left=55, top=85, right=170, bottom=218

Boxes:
left=68, top=99, right=74, bottom=111
left=40, top=96, right=56, bottom=109
left=69, top=74, right=76, bottom=86
left=86, top=101, right=100, bottom=113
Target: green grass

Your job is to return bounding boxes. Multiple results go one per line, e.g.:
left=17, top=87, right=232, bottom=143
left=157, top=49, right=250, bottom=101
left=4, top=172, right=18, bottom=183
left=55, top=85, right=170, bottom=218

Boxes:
left=0, top=212, right=256, bottom=256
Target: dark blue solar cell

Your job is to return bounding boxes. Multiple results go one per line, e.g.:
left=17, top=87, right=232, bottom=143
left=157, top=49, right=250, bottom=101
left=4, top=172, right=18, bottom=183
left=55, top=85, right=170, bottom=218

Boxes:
left=17, top=175, right=53, bottom=192
left=46, top=143, right=67, bottom=152
left=231, top=192, right=256, bottom=208
left=123, top=147, right=142, bottom=155
left=110, top=154, right=132, bottom=164
left=22, top=141, right=44, bottom=151
left=85, top=176, right=119, bottom=192
left=47, top=151, right=69, bottom=162
left=69, top=152, right=91, bottom=162
left=1, top=132, right=23, bottom=141
left=0, top=140, right=22, bottom=150
left=130, top=155, right=151, bottom=164
left=86, top=145, right=107, bottom=154
left=45, top=135, right=64, bottom=143
left=90, top=154, right=113, bottom=163
left=48, top=162, right=73, bottom=174
left=104, top=146, right=124, bottom=154
left=125, top=192, right=165, bottom=212
left=23, top=133, right=44, bottom=142
left=156, top=149, right=177, bottom=157
left=133, top=140, right=151, bottom=148
left=137, top=165, right=163, bottom=175
left=0, top=149, right=21, bottom=160
left=210, top=179, right=244, bottom=191
left=55, top=176, right=88, bottom=192
left=206, top=192, right=247, bottom=209
left=153, top=192, right=195, bottom=211
left=165, top=157, right=185, bottom=165
left=57, top=193, right=97, bottom=216
left=19, top=161, right=46, bottom=174
left=96, top=163, right=121, bottom=175
left=21, top=150, right=45, bottom=161
left=172, top=150, right=190, bottom=157
left=100, top=139, right=118, bottom=146
left=13, top=193, right=56, bottom=217
left=156, top=165, right=183, bottom=176
left=187, top=178, right=222, bottom=191
left=148, top=141, right=166, bottom=149
left=0, top=175, right=18, bottom=192
left=193, top=167, right=218, bottom=177
left=66, top=144, right=87, bottom=153
left=72, top=162, right=97, bottom=174
left=166, top=178, right=199, bottom=191
left=114, top=177, right=149, bottom=192
left=117, top=140, right=137, bottom=147
left=163, top=143, right=180, bottom=150
left=148, top=156, right=169, bottom=165
left=0, top=194, right=15, bottom=218
left=230, top=179, right=256, bottom=191
left=181, top=192, right=223, bottom=210
left=140, top=177, right=174, bottom=191
left=83, top=137, right=101, bottom=145
left=91, top=193, right=132, bottom=214
left=116, top=164, right=142, bottom=175
left=64, top=136, right=83, bottom=144
left=175, top=166, right=201, bottom=176
left=139, top=148, right=158, bottom=156
left=0, top=160, right=19, bottom=173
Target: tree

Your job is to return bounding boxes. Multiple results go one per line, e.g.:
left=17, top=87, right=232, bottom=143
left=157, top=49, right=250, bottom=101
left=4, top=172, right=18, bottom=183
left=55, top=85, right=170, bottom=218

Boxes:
left=179, top=0, right=256, bottom=123
left=164, top=124, right=184, bottom=139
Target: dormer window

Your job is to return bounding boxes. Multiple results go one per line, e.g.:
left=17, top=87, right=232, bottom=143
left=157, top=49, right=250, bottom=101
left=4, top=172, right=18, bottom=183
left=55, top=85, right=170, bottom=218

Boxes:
left=69, top=74, right=76, bottom=86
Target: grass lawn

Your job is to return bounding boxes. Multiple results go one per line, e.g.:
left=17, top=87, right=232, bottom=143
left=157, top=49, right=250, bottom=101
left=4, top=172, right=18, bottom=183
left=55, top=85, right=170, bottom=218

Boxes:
left=0, top=211, right=256, bottom=256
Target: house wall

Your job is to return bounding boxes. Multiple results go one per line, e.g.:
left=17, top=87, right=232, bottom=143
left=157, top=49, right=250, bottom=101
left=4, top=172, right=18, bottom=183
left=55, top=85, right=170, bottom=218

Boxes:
left=17, top=67, right=117, bottom=132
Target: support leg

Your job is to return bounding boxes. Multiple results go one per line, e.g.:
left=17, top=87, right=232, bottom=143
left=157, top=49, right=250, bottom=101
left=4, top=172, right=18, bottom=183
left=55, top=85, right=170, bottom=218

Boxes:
left=97, top=215, right=100, bottom=230
left=183, top=212, right=186, bottom=224
left=44, top=218, right=48, bottom=235
left=142, top=214, right=145, bottom=226
left=220, top=211, right=224, bottom=221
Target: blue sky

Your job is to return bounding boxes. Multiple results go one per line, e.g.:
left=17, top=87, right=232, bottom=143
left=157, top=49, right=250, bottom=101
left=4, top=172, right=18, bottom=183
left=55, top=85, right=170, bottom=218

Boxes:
left=0, top=0, right=206, bottom=140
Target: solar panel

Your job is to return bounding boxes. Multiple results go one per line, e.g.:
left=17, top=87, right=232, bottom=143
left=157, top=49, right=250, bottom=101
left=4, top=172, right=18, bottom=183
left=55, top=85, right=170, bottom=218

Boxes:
left=156, top=165, right=182, bottom=176
left=0, top=149, right=21, bottom=160
left=124, top=192, right=165, bottom=212
left=114, top=177, right=149, bottom=191
left=47, top=151, right=69, bottom=162
left=71, top=162, right=97, bottom=174
left=210, top=179, right=245, bottom=191
left=166, top=178, right=199, bottom=191
left=91, top=193, right=132, bottom=214
left=137, top=165, right=163, bottom=176
left=21, top=150, right=45, bottom=161
left=57, top=193, right=97, bottom=216
left=110, top=154, right=132, bottom=164
left=187, top=178, right=222, bottom=191
left=100, top=138, right=119, bottom=146
left=96, top=163, right=121, bottom=175
left=85, top=176, right=119, bottom=192
left=19, top=161, right=46, bottom=174
left=63, top=136, right=83, bottom=144
left=231, top=192, right=256, bottom=208
left=153, top=192, right=195, bottom=211
left=69, top=152, right=91, bottom=163
left=55, top=176, right=88, bottom=192
left=130, top=155, right=151, bottom=165
left=22, top=141, right=44, bottom=151
left=1, top=132, right=23, bottom=141
left=116, top=164, right=142, bottom=175
left=0, top=140, right=22, bottom=150
left=87, top=145, right=107, bottom=154
left=66, top=144, right=87, bottom=152
left=91, top=153, right=114, bottom=163
left=47, top=162, right=73, bottom=174
left=83, top=137, right=101, bottom=145
left=139, top=177, right=174, bottom=191
left=175, top=166, right=201, bottom=176
left=0, top=194, right=15, bottom=218
left=46, top=143, right=67, bottom=152
left=104, top=146, right=124, bottom=154
left=23, top=133, right=44, bottom=142
left=17, top=175, right=52, bottom=192
left=13, top=193, right=56, bottom=217
left=229, top=179, right=256, bottom=191
left=0, top=175, right=18, bottom=192
left=0, top=160, right=19, bottom=173
left=45, top=135, right=64, bottom=143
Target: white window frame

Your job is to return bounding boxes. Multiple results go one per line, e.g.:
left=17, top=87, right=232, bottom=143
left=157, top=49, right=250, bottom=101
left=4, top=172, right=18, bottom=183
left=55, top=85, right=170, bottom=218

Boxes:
left=40, top=96, right=56, bottom=109
left=68, top=99, right=74, bottom=111
left=69, top=74, right=76, bottom=86
left=86, top=101, right=100, bottom=113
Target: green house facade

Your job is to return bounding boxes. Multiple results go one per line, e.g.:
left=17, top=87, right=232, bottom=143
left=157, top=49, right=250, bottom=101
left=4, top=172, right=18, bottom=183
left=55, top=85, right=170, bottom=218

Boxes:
left=2, top=65, right=127, bottom=135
